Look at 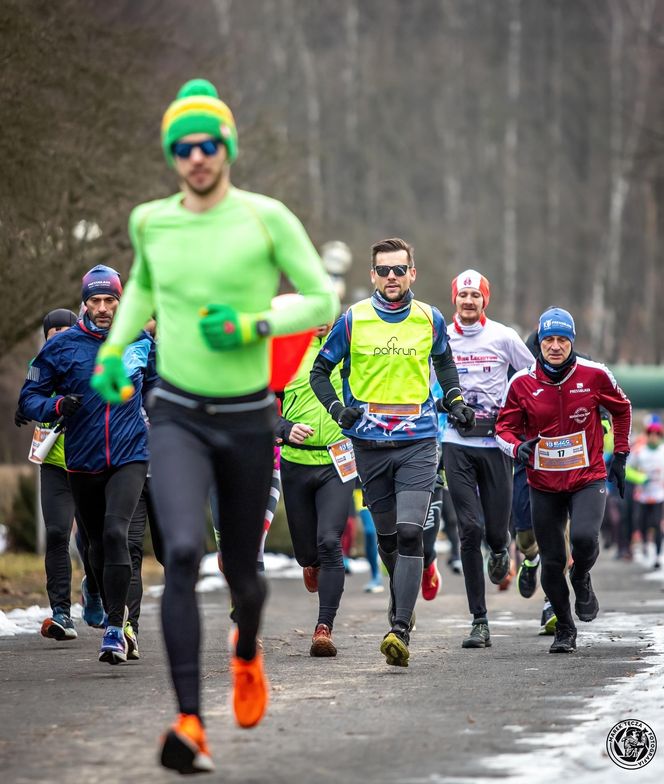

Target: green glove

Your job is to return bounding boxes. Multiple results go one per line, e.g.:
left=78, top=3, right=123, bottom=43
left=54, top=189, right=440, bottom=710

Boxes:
left=199, top=304, right=270, bottom=351
left=90, top=345, right=135, bottom=404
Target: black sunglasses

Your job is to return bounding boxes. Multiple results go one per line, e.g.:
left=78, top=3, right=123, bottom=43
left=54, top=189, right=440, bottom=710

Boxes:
left=373, top=264, right=412, bottom=277
left=171, top=138, right=223, bottom=159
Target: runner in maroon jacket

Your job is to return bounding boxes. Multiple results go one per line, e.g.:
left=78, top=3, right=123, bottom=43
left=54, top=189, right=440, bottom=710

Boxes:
left=496, top=307, right=632, bottom=653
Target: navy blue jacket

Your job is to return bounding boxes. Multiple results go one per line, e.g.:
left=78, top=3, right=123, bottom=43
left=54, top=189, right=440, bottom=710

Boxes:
left=19, top=318, right=157, bottom=473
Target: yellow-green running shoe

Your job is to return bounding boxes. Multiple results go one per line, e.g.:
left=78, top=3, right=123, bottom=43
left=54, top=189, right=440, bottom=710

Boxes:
left=124, top=621, right=139, bottom=660
left=380, top=629, right=410, bottom=667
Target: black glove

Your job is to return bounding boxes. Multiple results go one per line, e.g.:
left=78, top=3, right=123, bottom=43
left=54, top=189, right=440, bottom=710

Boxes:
left=14, top=408, right=31, bottom=427
left=515, top=435, right=541, bottom=466
left=608, top=452, right=627, bottom=498
left=56, top=394, right=82, bottom=418
left=330, top=401, right=363, bottom=429
left=448, top=401, right=476, bottom=433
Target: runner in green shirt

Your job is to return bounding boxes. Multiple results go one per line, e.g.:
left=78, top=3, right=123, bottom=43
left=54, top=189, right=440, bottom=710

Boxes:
left=90, top=78, right=337, bottom=775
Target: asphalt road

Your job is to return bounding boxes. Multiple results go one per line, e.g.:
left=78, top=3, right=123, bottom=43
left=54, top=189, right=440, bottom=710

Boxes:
left=1, top=554, right=662, bottom=784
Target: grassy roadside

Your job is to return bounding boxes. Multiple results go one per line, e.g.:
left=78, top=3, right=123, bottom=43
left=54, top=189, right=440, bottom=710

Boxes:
left=0, top=553, right=164, bottom=612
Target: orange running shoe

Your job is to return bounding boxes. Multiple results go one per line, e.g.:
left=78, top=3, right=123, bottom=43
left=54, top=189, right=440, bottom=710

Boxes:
left=498, top=560, right=517, bottom=592
left=231, top=652, right=269, bottom=728
left=160, top=713, right=214, bottom=774
left=310, top=623, right=337, bottom=657
left=302, top=565, right=320, bottom=593
left=421, top=560, right=442, bottom=601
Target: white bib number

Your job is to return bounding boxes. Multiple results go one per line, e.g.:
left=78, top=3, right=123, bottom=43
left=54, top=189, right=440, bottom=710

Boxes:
left=327, top=438, right=358, bottom=483
left=535, top=431, right=590, bottom=472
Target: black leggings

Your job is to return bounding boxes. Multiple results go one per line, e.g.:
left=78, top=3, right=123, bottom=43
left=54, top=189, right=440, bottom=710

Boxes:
left=423, top=477, right=442, bottom=569
left=281, top=459, right=353, bottom=629
left=149, top=397, right=275, bottom=718
left=40, top=464, right=76, bottom=614
left=443, top=444, right=513, bottom=619
left=69, top=462, right=147, bottom=627
left=530, top=480, right=606, bottom=628
left=635, top=502, right=663, bottom=556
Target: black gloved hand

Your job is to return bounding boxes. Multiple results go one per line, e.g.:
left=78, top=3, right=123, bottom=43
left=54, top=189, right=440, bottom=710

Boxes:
left=608, top=452, right=627, bottom=498
left=56, top=394, right=82, bottom=418
left=330, top=401, right=363, bottom=429
left=516, top=435, right=541, bottom=466
left=14, top=408, right=31, bottom=427
left=448, top=401, right=476, bottom=433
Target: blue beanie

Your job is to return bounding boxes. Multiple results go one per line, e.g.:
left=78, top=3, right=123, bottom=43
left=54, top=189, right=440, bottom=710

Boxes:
left=538, top=307, right=575, bottom=343
left=81, top=265, right=123, bottom=302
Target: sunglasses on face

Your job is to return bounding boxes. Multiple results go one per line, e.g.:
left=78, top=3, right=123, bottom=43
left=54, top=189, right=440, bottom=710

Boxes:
left=373, top=264, right=412, bottom=277
left=171, top=138, right=223, bottom=159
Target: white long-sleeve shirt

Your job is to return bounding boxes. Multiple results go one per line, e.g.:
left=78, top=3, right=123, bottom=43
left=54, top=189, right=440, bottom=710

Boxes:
left=443, top=316, right=533, bottom=449
left=630, top=444, right=664, bottom=504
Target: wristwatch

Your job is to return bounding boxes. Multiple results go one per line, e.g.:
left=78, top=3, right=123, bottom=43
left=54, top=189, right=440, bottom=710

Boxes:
left=255, top=319, right=271, bottom=337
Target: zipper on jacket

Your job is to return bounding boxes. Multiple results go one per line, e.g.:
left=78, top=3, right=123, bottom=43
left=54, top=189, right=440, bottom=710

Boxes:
left=105, top=403, right=111, bottom=467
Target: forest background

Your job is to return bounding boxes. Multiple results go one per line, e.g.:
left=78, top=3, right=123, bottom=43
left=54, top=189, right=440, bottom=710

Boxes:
left=1, top=0, right=663, bottom=466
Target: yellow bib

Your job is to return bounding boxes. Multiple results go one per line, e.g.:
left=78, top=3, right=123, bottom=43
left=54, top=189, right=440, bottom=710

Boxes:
left=348, top=299, right=433, bottom=405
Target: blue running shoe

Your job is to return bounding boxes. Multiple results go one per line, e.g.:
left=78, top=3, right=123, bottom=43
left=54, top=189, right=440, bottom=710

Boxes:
left=41, top=612, right=77, bottom=641
left=363, top=575, right=384, bottom=593
left=81, top=577, right=105, bottom=628
left=99, top=626, right=128, bottom=665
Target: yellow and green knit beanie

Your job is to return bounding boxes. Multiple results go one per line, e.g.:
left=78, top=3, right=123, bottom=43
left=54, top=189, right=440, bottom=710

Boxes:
left=161, top=78, right=238, bottom=166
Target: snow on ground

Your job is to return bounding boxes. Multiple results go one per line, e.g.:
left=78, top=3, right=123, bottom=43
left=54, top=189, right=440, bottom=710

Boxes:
left=0, top=552, right=371, bottom=634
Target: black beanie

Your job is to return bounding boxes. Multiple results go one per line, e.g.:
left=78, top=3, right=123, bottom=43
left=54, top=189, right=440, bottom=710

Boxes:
left=43, top=309, right=78, bottom=339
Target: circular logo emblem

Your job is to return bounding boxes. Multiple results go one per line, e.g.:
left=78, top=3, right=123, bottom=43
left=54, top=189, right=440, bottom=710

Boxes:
left=606, top=720, right=657, bottom=769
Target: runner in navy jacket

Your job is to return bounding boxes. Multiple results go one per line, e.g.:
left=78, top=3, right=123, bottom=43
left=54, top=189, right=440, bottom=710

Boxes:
left=19, top=265, right=156, bottom=666
left=19, top=320, right=155, bottom=472
left=496, top=307, right=631, bottom=654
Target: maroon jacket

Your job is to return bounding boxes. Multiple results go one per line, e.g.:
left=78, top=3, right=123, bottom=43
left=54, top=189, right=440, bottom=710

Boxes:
left=496, top=357, right=631, bottom=493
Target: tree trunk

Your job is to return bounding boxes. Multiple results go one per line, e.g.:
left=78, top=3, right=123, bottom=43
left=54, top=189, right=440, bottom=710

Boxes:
left=503, top=0, right=521, bottom=324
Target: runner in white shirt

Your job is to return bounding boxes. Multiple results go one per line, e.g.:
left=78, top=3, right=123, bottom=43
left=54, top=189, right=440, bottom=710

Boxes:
left=629, top=421, right=664, bottom=569
left=442, top=269, right=533, bottom=649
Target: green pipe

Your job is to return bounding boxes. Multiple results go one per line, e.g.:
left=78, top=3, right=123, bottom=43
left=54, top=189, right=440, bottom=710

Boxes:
left=609, top=365, right=664, bottom=410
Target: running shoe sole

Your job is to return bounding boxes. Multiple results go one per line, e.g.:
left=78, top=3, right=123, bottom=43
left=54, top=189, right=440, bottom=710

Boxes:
left=380, top=632, right=409, bottom=667
left=310, top=637, right=337, bottom=657
left=98, top=649, right=127, bottom=665
left=461, top=636, right=492, bottom=649
left=160, top=730, right=215, bottom=774
left=549, top=643, right=577, bottom=653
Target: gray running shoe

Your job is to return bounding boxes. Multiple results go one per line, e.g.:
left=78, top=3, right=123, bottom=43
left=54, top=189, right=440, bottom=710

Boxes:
left=487, top=548, right=511, bottom=585
left=462, top=619, right=491, bottom=649
left=549, top=623, right=577, bottom=653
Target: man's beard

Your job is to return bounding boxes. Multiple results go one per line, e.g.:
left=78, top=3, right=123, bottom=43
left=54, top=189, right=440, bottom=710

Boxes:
left=91, top=314, right=113, bottom=328
left=383, top=287, right=406, bottom=301
left=184, top=166, right=224, bottom=197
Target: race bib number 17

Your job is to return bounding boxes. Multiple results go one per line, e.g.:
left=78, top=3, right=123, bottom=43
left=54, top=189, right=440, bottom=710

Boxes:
left=535, top=431, right=590, bottom=472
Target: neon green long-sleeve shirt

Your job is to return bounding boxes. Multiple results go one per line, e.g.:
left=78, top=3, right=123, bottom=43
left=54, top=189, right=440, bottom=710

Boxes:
left=107, top=187, right=338, bottom=397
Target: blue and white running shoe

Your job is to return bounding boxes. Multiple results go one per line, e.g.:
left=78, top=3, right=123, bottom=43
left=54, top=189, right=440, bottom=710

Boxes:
left=99, top=626, right=128, bottom=665
left=81, top=576, right=105, bottom=628
left=41, top=611, right=77, bottom=641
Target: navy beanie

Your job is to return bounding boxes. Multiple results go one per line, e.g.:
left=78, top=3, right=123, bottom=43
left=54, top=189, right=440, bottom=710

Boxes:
left=538, top=307, right=575, bottom=343
left=42, top=308, right=78, bottom=338
left=81, top=265, right=122, bottom=303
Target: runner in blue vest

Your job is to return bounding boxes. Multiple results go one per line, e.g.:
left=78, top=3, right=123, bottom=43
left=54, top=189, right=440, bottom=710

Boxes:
left=310, top=237, right=474, bottom=667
